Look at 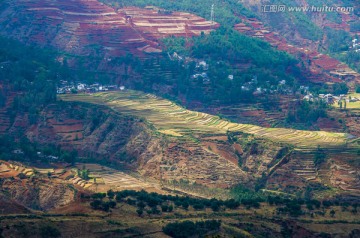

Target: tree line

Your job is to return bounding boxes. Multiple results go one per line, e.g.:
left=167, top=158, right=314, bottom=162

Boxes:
left=82, top=189, right=359, bottom=218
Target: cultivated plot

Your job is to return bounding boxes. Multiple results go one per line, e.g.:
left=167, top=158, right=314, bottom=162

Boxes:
left=60, top=91, right=357, bottom=149
left=76, top=163, right=156, bottom=192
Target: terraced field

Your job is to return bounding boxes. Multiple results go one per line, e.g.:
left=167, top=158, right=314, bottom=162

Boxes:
left=75, top=164, right=157, bottom=192
left=330, top=93, right=360, bottom=110
left=345, top=93, right=360, bottom=110
left=60, top=91, right=358, bottom=149
left=0, top=0, right=218, bottom=57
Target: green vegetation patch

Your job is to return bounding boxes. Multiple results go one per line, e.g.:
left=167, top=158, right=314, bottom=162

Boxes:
left=100, top=0, right=255, bottom=27
left=163, top=220, right=221, bottom=238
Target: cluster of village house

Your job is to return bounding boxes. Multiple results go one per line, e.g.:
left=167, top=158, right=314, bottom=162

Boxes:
left=12, top=149, right=59, bottom=161
left=169, top=52, right=212, bottom=82
left=303, top=93, right=360, bottom=104
left=56, top=80, right=125, bottom=94
left=169, top=51, right=360, bottom=105
left=352, top=39, right=360, bottom=53
left=56, top=43, right=359, bottom=102
left=169, top=52, right=313, bottom=95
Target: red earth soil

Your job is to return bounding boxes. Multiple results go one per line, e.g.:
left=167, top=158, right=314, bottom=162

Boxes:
left=234, top=15, right=360, bottom=85
left=0, top=0, right=218, bottom=58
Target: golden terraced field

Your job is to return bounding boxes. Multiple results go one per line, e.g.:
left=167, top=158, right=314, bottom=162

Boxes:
left=59, top=91, right=358, bottom=149
left=344, top=93, right=360, bottom=109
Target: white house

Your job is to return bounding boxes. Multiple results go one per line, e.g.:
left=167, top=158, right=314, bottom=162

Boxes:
left=196, top=61, right=208, bottom=70
left=303, top=94, right=314, bottom=101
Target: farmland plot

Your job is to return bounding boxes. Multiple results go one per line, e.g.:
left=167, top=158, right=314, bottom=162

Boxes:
left=60, top=91, right=358, bottom=149
left=75, top=163, right=156, bottom=191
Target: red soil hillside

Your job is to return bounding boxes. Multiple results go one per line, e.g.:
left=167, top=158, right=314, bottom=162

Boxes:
left=235, top=16, right=360, bottom=85
left=0, top=0, right=218, bottom=57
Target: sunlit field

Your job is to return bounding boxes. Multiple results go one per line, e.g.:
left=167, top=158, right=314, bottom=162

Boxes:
left=60, top=91, right=358, bottom=149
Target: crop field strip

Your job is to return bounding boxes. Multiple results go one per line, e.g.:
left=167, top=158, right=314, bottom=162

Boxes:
left=101, top=172, right=152, bottom=189
left=60, top=91, right=358, bottom=149
left=75, top=163, right=154, bottom=189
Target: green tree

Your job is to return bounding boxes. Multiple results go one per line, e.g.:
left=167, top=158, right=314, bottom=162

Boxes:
left=90, top=200, right=102, bottom=209
left=146, top=210, right=152, bottom=216
left=161, top=204, right=169, bottom=212
left=107, top=189, right=115, bottom=199
left=333, top=83, right=349, bottom=95
left=330, top=209, right=336, bottom=217
left=181, top=202, right=189, bottom=210
left=163, top=220, right=221, bottom=238
left=314, top=146, right=327, bottom=166
left=211, top=201, right=220, bottom=212
left=356, top=85, right=360, bottom=93
left=137, top=209, right=143, bottom=216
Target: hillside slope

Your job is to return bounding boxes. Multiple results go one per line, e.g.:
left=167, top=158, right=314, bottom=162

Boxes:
left=59, top=91, right=360, bottom=197
left=0, top=0, right=217, bottom=58
left=0, top=99, right=261, bottom=189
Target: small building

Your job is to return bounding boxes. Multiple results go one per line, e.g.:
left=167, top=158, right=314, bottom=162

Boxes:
left=196, top=61, right=208, bottom=70
left=192, top=73, right=208, bottom=80
left=241, top=86, right=250, bottom=91
left=303, top=94, right=314, bottom=101
left=319, top=94, right=335, bottom=104
left=171, top=52, right=183, bottom=61
left=254, top=32, right=264, bottom=38
left=203, top=77, right=210, bottom=83
left=144, top=6, right=158, bottom=10
left=299, top=85, right=309, bottom=93
left=47, top=155, right=59, bottom=161
left=191, top=74, right=201, bottom=79
left=57, top=89, right=65, bottom=94
left=12, top=149, right=24, bottom=155
left=200, top=72, right=208, bottom=78
left=77, top=83, right=86, bottom=90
